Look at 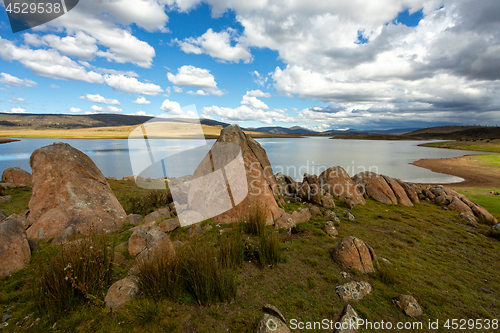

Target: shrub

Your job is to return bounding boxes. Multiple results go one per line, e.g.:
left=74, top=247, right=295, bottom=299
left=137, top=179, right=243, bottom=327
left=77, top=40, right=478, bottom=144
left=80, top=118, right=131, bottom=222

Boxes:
left=218, top=226, right=245, bottom=268
left=33, top=234, right=115, bottom=317
left=123, top=190, right=170, bottom=216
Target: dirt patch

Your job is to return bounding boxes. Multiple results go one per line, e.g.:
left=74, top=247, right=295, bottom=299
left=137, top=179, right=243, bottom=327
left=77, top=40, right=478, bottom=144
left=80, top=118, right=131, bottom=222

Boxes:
left=411, top=154, right=500, bottom=188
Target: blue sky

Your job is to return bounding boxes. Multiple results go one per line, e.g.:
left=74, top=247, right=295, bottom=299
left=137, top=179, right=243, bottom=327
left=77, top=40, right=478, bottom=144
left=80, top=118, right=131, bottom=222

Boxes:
left=1, top=0, right=499, bottom=131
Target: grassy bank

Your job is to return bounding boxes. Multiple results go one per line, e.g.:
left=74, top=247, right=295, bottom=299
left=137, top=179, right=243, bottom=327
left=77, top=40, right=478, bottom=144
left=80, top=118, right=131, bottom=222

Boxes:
left=1, top=181, right=500, bottom=332
left=420, top=139, right=500, bottom=153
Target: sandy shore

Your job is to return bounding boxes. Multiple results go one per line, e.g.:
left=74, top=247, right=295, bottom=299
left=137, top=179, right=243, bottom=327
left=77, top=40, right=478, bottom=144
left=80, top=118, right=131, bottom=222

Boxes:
left=412, top=155, right=500, bottom=188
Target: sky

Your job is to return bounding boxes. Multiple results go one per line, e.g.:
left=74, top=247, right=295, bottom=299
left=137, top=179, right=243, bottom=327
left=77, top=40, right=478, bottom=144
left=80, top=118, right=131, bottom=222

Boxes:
left=0, top=0, right=499, bottom=131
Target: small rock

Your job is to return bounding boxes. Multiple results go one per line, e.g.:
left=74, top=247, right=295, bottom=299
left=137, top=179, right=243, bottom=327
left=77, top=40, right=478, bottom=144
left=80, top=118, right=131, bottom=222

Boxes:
left=323, top=221, right=338, bottom=237
left=3, top=314, right=11, bottom=322
left=189, top=224, right=203, bottom=238
left=28, top=239, right=42, bottom=252
left=105, top=276, right=139, bottom=310
left=344, top=196, right=355, bottom=209
left=335, top=281, right=372, bottom=302
left=126, top=214, right=143, bottom=226
left=342, top=210, right=355, bottom=221
left=340, top=271, right=351, bottom=279
left=310, top=205, right=321, bottom=215
left=128, top=229, right=147, bottom=257
left=257, top=313, right=291, bottom=333
left=51, top=225, right=80, bottom=245
left=0, top=195, right=13, bottom=203
left=321, top=192, right=336, bottom=208
left=203, top=224, right=213, bottom=231
left=331, top=236, right=377, bottom=274
left=115, top=241, right=128, bottom=251
left=157, top=208, right=171, bottom=220
left=159, top=217, right=180, bottom=233
left=144, top=211, right=162, bottom=224
left=0, top=210, right=8, bottom=222
left=393, top=295, right=423, bottom=318
left=493, top=223, right=500, bottom=232
left=335, top=304, right=361, bottom=333
left=333, top=216, right=341, bottom=224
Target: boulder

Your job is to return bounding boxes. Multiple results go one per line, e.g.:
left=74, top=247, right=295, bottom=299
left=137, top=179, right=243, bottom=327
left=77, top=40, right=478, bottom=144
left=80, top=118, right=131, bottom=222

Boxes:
left=303, top=174, right=322, bottom=205
left=331, top=236, right=377, bottom=274
left=189, top=125, right=282, bottom=225
left=321, top=192, right=335, bottom=208
left=393, top=295, right=423, bottom=318
left=352, top=172, right=397, bottom=205
left=3, top=214, right=28, bottom=229
left=459, top=213, right=478, bottom=228
left=397, top=181, right=420, bottom=204
left=189, top=223, right=203, bottom=238
left=0, top=217, right=31, bottom=277
left=335, top=304, right=361, bottom=333
left=382, top=176, right=413, bottom=206
left=335, top=280, right=372, bottom=302
left=262, top=304, right=287, bottom=324
left=257, top=313, right=291, bottom=333
left=471, top=204, right=498, bottom=225
left=128, top=229, right=147, bottom=257
left=435, top=195, right=454, bottom=206
left=104, top=276, right=139, bottom=310
left=448, top=197, right=474, bottom=216
left=126, top=221, right=158, bottom=234
left=135, top=232, right=175, bottom=263
left=126, top=214, right=143, bottom=226
left=144, top=211, right=162, bottom=224
left=273, top=172, right=297, bottom=197
left=1, top=167, right=32, bottom=186
left=159, top=217, right=180, bottom=233
left=319, top=166, right=365, bottom=205
left=26, top=143, right=126, bottom=241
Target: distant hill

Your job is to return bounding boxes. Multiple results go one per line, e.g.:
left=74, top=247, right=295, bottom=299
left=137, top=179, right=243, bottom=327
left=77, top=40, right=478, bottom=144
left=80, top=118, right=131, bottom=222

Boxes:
left=0, top=113, right=231, bottom=130
left=404, top=125, right=500, bottom=140
left=251, top=126, right=318, bottom=134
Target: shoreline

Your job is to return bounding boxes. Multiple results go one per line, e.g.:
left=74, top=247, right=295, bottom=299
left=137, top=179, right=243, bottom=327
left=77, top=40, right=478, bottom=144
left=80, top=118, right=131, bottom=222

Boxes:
left=0, top=138, right=19, bottom=144
left=411, top=154, right=500, bottom=188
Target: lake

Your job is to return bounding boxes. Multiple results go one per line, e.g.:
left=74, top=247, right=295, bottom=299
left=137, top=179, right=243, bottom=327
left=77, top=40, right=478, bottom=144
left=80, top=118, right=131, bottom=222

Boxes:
left=0, top=137, right=484, bottom=183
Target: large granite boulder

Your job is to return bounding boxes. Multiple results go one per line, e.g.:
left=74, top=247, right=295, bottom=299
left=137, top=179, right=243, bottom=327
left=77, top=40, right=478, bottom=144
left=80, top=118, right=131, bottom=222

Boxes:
left=319, top=166, right=365, bottom=205
left=1, top=167, right=32, bottom=186
left=26, top=143, right=127, bottom=241
left=189, top=125, right=283, bottom=225
left=352, top=172, right=397, bottom=205
left=331, top=236, right=377, bottom=273
left=0, top=217, right=31, bottom=277
left=302, top=173, right=322, bottom=205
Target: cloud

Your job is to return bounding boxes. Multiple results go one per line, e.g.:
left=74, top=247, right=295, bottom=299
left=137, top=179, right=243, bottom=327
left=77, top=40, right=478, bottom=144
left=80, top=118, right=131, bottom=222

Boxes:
left=91, top=105, right=123, bottom=113
left=104, top=74, right=163, bottom=96
left=85, top=94, right=121, bottom=105
left=23, top=32, right=98, bottom=60
left=187, top=90, right=209, bottom=96
left=173, top=86, right=183, bottom=93
left=241, top=95, right=269, bottom=110
left=176, top=28, right=253, bottom=63
left=251, top=71, right=268, bottom=87
left=50, top=84, right=61, bottom=88
left=0, top=37, right=104, bottom=83
left=246, top=89, right=271, bottom=98
left=0, top=73, right=37, bottom=87
left=159, top=99, right=199, bottom=118
left=129, top=110, right=153, bottom=116
left=1, top=107, right=26, bottom=114
left=202, top=105, right=287, bottom=124
left=69, top=107, right=83, bottom=113
left=167, top=65, right=224, bottom=96
left=132, top=97, right=151, bottom=104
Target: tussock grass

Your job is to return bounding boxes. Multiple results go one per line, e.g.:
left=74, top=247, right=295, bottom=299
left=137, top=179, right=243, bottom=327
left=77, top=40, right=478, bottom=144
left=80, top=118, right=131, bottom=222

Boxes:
left=122, top=189, right=170, bottom=216
left=33, top=233, right=115, bottom=318
left=241, top=206, right=266, bottom=236
left=137, top=238, right=237, bottom=306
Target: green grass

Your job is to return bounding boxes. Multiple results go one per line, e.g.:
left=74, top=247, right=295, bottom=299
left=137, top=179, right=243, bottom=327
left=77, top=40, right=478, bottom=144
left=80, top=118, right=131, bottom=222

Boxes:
left=0, top=186, right=31, bottom=215
left=472, top=154, right=500, bottom=167
left=421, top=139, right=500, bottom=153
left=2, top=184, right=500, bottom=332
left=456, top=187, right=500, bottom=221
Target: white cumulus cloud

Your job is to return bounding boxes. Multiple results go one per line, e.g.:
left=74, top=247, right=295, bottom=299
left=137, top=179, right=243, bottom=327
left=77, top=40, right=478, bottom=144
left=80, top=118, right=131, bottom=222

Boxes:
left=85, top=94, right=121, bottom=105
left=104, top=74, right=163, bottom=96
left=167, top=65, right=224, bottom=96
left=132, top=97, right=151, bottom=104
left=0, top=73, right=37, bottom=87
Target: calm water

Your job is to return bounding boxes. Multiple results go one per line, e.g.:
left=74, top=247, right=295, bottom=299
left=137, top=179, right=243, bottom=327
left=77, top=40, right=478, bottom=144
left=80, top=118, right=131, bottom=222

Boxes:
left=0, top=137, right=484, bottom=183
